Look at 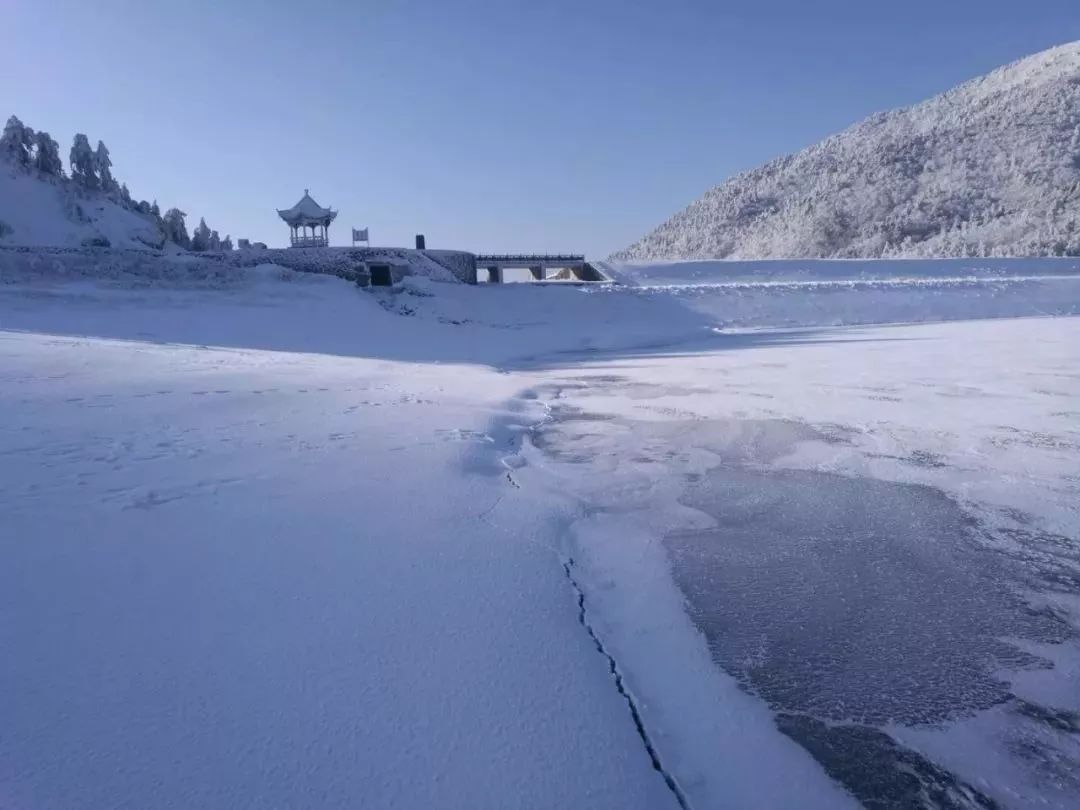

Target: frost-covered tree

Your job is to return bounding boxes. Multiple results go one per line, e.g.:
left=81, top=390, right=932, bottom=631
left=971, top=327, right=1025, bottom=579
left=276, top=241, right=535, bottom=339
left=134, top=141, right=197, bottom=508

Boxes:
left=162, top=207, right=190, bottom=248
left=221, top=234, right=234, bottom=251
left=209, top=229, right=221, bottom=251
left=69, top=134, right=97, bottom=189
left=1, top=115, right=35, bottom=167
left=614, top=42, right=1080, bottom=261
left=94, top=140, right=116, bottom=193
left=32, top=130, right=64, bottom=176
left=119, top=182, right=132, bottom=207
left=190, top=217, right=212, bottom=251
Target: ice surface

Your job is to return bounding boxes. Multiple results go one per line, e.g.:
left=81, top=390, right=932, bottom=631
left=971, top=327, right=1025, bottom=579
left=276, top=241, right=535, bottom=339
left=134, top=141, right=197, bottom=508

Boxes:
left=514, top=316, right=1080, bottom=808
left=2, top=260, right=1079, bottom=807
left=669, top=461, right=1070, bottom=725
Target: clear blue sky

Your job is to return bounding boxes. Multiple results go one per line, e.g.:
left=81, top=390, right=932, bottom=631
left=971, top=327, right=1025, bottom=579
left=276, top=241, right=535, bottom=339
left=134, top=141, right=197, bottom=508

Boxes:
left=5, top=1, right=1079, bottom=256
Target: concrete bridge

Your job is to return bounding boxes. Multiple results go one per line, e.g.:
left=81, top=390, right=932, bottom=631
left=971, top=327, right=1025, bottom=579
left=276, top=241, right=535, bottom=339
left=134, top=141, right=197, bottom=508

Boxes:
left=475, top=254, right=607, bottom=283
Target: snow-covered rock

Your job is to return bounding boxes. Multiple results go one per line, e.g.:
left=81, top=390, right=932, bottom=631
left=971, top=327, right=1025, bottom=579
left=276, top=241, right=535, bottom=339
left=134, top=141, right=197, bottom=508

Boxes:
left=0, top=164, right=164, bottom=250
left=616, top=41, right=1080, bottom=261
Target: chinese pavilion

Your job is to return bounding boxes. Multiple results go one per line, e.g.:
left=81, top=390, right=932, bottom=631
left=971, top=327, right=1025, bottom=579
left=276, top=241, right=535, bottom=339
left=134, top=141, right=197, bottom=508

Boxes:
left=277, top=189, right=337, bottom=248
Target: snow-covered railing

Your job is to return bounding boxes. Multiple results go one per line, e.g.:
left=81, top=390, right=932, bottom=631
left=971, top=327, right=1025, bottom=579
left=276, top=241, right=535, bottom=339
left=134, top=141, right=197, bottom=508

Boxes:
left=476, top=254, right=585, bottom=263
left=289, top=235, right=328, bottom=248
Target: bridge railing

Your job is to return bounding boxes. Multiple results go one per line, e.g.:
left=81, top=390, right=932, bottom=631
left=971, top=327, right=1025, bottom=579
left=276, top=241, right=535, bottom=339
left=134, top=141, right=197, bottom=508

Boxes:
left=476, top=253, right=585, bottom=263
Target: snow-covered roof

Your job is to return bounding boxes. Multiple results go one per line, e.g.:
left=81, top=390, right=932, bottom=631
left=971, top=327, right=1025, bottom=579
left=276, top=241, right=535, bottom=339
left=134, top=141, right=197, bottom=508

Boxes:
left=277, top=190, right=338, bottom=225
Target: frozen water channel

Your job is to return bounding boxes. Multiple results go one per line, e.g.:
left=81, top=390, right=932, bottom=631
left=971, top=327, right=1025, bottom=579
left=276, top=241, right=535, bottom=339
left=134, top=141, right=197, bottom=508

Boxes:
left=515, top=316, right=1080, bottom=809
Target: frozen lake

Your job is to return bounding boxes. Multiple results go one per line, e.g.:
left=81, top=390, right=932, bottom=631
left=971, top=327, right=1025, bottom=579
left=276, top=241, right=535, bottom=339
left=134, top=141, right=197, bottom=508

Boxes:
left=518, top=315, right=1080, bottom=809
left=2, top=266, right=1078, bottom=808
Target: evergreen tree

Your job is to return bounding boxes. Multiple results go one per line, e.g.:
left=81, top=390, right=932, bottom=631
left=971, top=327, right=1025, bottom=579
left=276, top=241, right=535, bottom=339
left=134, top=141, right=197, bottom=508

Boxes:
left=209, top=229, right=221, bottom=251
left=69, top=134, right=97, bottom=188
left=162, top=208, right=190, bottom=248
left=190, top=217, right=211, bottom=251
left=137, top=200, right=152, bottom=215
left=150, top=200, right=160, bottom=218
left=94, top=140, right=116, bottom=193
left=119, top=182, right=132, bottom=207
left=1, top=115, right=35, bottom=167
left=221, top=234, right=234, bottom=252
left=32, top=130, right=63, bottom=176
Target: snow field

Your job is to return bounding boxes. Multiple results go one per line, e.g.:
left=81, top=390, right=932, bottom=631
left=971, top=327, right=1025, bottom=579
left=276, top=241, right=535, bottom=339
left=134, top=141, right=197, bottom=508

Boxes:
left=2, top=259, right=1079, bottom=807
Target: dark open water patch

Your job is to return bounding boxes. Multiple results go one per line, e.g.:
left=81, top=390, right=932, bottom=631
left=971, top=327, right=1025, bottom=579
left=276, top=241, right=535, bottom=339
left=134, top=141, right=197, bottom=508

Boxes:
left=665, top=465, right=1073, bottom=808
left=523, top=397, right=1078, bottom=807
left=776, top=715, right=997, bottom=809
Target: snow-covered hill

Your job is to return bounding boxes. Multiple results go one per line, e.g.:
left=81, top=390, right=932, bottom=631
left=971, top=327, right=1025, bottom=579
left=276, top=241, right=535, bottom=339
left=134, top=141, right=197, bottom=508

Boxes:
left=616, top=42, right=1080, bottom=261
left=0, top=164, right=164, bottom=250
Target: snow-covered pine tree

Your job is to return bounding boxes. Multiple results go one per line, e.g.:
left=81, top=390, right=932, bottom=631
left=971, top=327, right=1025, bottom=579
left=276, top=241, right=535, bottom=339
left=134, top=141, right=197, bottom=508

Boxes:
left=119, top=182, right=133, bottom=207
left=209, top=230, right=221, bottom=251
left=32, top=130, right=64, bottom=176
left=162, top=208, right=190, bottom=248
left=221, top=234, right=233, bottom=251
left=1, top=115, right=35, bottom=167
left=94, top=140, right=116, bottom=193
left=190, top=217, right=211, bottom=251
left=69, top=134, right=97, bottom=188
left=150, top=200, right=160, bottom=218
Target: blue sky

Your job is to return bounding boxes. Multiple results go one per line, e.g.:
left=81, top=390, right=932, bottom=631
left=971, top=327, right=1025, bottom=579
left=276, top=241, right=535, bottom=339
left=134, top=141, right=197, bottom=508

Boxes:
left=5, top=1, right=1079, bottom=256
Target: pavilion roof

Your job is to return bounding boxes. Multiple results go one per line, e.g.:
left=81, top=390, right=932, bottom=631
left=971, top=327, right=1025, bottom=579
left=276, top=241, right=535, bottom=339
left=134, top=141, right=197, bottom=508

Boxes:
left=277, top=189, right=338, bottom=224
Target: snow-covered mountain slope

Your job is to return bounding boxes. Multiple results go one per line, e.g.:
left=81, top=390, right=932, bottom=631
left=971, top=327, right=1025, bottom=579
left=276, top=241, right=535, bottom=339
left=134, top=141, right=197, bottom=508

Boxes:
left=615, top=42, right=1080, bottom=261
left=0, top=166, right=163, bottom=250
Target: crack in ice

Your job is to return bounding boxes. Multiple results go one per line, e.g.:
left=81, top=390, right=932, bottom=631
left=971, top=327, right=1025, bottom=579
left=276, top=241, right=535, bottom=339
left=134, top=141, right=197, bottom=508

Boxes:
left=562, top=557, right=691, bottom=810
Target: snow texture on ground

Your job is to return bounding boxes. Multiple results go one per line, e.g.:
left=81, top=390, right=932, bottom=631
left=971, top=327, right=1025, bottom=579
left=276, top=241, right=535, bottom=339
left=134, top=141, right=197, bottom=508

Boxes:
left=2, top=259, right=1079, bottom=808
left=0, top=331, right=677, bottom=810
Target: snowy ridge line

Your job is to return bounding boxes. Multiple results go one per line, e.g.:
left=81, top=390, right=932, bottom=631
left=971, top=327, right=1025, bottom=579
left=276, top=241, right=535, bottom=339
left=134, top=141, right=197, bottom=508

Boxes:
left=562, top=556, right=692, bottom=810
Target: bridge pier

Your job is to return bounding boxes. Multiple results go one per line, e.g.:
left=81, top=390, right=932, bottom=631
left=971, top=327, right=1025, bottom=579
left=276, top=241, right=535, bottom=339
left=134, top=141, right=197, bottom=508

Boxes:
left=474, top=255, right=603, bottom=285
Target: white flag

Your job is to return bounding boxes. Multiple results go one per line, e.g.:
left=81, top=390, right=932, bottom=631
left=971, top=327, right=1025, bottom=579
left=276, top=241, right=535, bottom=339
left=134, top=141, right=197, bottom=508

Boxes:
left=352, top=228, right=368, bottom=242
